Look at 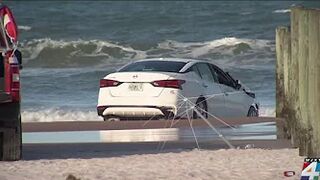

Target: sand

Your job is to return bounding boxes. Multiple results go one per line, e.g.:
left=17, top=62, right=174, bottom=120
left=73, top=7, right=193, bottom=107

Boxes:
left=0, top=148, right=303, bottom=180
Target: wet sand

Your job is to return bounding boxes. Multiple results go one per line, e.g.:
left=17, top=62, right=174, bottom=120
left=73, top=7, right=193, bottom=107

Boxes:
left=20, top=117, right=291, bottom=160
left=20, top=117, right=292, bottom=161
left=22, top=117, right=279, bottom=132
left=22, top=139, right=292, bottom=160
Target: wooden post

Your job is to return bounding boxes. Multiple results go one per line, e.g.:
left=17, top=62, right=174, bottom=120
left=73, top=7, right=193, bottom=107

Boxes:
left=277, top=7, right=320, bottom=156
left=307, top=9, right=320, bottom=156
left=289, top=7, right=301, bottom=147
left=275, top=26, right=291, bottom=139
left=297, top=7, right=311, bottom=156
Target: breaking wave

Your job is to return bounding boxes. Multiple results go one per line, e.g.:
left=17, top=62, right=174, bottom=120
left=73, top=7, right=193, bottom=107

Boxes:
left=259, top=107, right=275, bottom=117
left=22, top=109, right=100, bottom=122
left=273, top=9, right=291, bottom=14
left=19, top=39, right=147, bottom=68
left=19, top=37, right=275, bottom=69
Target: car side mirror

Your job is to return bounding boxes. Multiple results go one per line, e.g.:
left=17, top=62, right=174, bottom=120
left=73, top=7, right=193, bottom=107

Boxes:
left=235, top=80, right=242, bottom=90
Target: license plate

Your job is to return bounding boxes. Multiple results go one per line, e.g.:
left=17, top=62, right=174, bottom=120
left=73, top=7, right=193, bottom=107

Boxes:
left=128, top=83, right=143, bottom=91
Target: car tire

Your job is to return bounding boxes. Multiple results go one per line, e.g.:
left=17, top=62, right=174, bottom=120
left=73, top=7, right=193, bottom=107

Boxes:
left=193, top=98, right=208, bottom=119
left=103, top=116, right=120, bottom=121
left=164, top=111, right=174, bottom=120
left=247, top=106, right=258, bottom=117
left=1, top=117, right=22, bottom=161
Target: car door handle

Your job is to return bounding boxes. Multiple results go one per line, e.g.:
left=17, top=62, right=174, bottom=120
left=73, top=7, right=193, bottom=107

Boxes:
left=224, top=92, right=229, bottom=96
left=202, top=84, right=208, bottom=88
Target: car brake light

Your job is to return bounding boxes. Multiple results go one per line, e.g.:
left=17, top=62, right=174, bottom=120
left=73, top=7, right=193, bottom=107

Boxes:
left=100, top=79, right=121, bottom=88
left=151, top=79, right=185, bottom=89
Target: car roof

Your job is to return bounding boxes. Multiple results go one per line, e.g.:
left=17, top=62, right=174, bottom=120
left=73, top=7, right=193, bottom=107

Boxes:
left=130, top=58, right=218, bottom=73
left=134, top=58, right=208, bottom=64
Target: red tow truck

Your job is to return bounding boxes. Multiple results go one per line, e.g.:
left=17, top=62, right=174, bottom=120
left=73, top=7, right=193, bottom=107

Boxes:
left=0, top=4, right=22, bottom=161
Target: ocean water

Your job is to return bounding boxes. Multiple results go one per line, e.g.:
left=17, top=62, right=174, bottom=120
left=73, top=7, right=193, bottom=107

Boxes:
left=6, top=1, right=320, bottom=122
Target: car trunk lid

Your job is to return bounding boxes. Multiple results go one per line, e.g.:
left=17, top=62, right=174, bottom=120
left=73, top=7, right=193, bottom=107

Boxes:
left=105, top=72, right=177, bottom=97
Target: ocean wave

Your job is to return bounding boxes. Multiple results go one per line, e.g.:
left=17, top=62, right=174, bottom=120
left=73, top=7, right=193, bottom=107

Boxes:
left=22, top=109, right=100, bottom=122
left=19, top=37, right=274, bottom=68
left=18, top=25, right=32, bottom=31
left=155, top=37, right=273, bottom=58
left=19, top=38, right=147, bottom=68
left=273, top=9, right=291, bottom=14
left=22, top=106, right=275, bottom=122
left=259, top=107, right=275, bottom=117
left=240, top=12, right=252, bottom=15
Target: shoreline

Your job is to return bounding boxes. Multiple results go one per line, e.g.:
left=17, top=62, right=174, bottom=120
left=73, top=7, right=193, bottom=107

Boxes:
left=22, top=117, right=278, bottom=132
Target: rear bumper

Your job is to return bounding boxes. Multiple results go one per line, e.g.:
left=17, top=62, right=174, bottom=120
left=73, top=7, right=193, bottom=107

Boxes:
left=0, top=102, right=20, bottom=128
left=97, top=105, right=176, bottom=118
left=97, top=87, right=185, bottom=118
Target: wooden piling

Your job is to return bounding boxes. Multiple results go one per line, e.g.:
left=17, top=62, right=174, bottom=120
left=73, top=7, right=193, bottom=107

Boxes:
left=297, top=7, right=311, bottom=156
left=289, top=7, right=301, bottom=147
left=275, top=26, right=291, bottom=139
left=277, top=7, right=320, bottom=156
left=307, top=9, right=320, bottom=156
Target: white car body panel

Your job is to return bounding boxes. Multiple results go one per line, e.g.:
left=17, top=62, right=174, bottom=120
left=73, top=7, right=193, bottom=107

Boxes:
left=104, top=107, right=164, bottom=117
left=190, top=71, right=226, bottom=117
left=98, top=71, right=197, bottom=117
left=97, top=58, right=258, bottom=120
left=219, top=84, right=252, bottom=117
left=107, top=72, right=177, bottom=97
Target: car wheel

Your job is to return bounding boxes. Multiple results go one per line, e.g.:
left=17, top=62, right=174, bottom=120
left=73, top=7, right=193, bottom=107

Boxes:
left=247, top=106, right=258, bottom=117
left=103, top=116, right=120, bottom=121
left=193, top=98, right=208, bottom=119
left=164, top=111, right=174, bottom=120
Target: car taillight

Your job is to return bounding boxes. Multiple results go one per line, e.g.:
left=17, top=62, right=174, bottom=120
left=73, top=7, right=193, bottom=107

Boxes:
left=151, top=79, right=185, bottom=89
left=100, top=79, right=121, bottom=88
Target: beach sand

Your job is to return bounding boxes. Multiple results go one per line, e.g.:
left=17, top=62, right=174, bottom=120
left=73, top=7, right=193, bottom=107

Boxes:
left=1, top=118, right=302, bottom=179
left=0, top=146, right=303, bottom=180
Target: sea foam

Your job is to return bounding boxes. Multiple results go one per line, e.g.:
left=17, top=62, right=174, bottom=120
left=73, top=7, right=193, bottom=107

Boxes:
left=18, top=25, right=32, bottom=31
left=273, top=9, right=291, bottom=14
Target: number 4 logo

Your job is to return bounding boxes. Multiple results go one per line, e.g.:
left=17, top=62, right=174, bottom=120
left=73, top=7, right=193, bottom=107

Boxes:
left=301, top=162, right=320, bottom=180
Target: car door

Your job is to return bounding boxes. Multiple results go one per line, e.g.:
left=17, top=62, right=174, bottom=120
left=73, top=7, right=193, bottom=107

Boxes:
left=210, top=64, right=250, bottom=117
left=196, top=63, right=225, bottom=118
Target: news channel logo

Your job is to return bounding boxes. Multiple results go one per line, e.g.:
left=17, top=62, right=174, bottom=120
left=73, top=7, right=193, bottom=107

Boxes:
left=300, top=158, right=320, bottom=180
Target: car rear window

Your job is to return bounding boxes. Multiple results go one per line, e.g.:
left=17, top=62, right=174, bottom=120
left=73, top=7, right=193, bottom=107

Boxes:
left=118, top=61, right=186, bottom=73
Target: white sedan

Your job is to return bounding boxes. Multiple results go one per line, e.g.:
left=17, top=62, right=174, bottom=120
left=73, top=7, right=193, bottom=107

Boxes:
left=97, top=58, right=259, bottom=121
